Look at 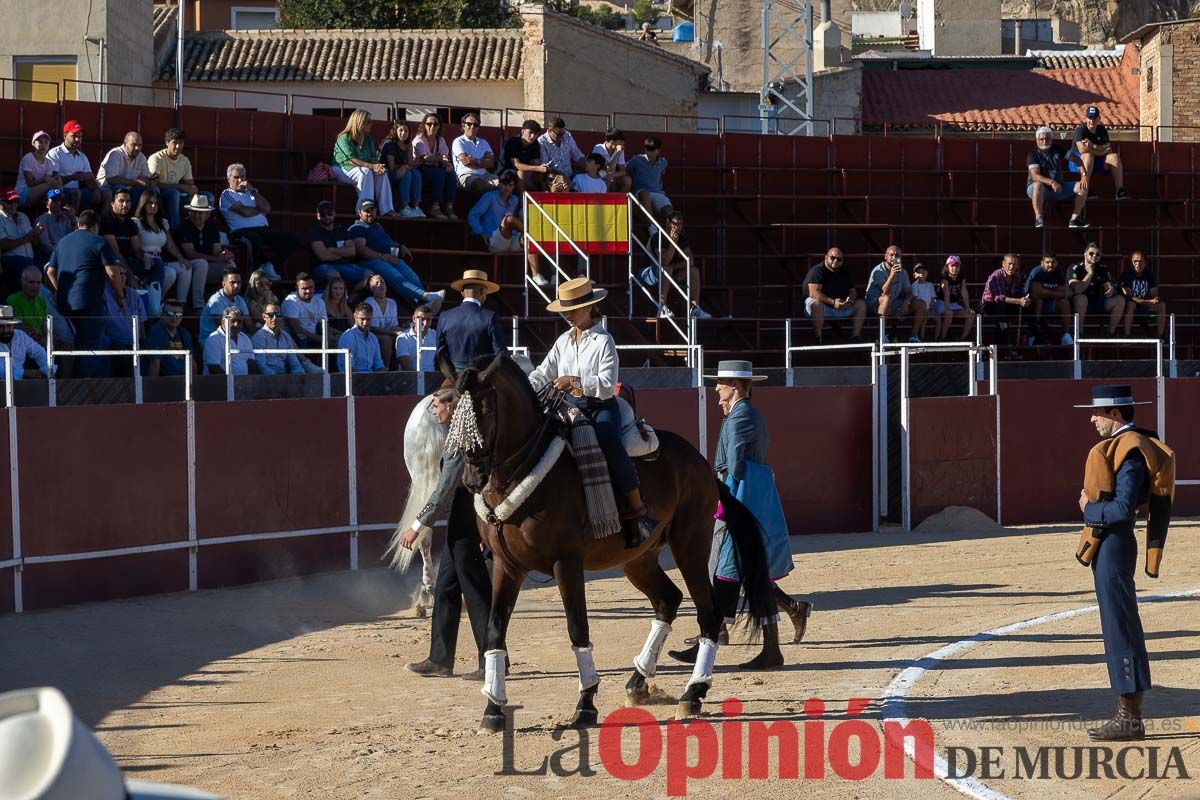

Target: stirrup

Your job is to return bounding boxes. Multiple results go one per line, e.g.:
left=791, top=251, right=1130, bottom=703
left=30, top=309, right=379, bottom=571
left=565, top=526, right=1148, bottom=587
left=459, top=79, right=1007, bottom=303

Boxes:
left=624, top=511, right=658, bottom=549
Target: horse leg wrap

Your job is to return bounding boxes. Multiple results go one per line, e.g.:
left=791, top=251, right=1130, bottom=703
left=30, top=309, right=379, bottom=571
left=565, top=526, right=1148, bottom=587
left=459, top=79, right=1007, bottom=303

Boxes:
left=573, top=643, right=601, bottom=692
left=685, top=637, right=718, bottom=689
left=481, top=649, right=508, bottom=705
left=633, top=620, right=672, bottom=678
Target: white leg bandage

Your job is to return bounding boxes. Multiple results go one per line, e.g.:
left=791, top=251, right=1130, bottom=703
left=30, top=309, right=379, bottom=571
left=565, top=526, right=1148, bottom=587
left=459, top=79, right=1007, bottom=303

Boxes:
left=574, top=644, right=601, bottom=692
left=481, top=649, right=508, bottom=705
left=685, top=637, right=719, bottom=689
left=633, top=620, right=672, bottom=678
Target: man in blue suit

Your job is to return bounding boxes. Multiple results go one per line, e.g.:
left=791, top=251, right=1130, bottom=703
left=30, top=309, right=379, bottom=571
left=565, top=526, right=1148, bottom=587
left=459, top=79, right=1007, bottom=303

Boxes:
left=435, top=269, right=508, bottom=371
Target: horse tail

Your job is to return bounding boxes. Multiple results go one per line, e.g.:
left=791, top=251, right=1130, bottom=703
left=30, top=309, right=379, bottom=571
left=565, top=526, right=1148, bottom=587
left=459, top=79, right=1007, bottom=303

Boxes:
left=716, top=480, right=775, bottom=633
left=386, top=395, right=446, bottom=573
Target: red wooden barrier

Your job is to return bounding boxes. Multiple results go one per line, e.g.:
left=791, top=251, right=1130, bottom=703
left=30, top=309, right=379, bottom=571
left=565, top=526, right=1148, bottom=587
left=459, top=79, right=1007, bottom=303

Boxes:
left=0, top=413, right=10, bottom=565
left=909, top=395, right=998, bottom=528
left=355, top=394, right=421, bottom=567
left=1165, top=378, right=1200, bottom=516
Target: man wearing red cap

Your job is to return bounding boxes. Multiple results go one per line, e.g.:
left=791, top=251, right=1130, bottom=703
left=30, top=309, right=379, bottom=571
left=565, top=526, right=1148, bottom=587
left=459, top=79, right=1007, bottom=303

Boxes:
left=46, top=120, right=102, bottom=211
left=0, top=191, right=44, bottom=294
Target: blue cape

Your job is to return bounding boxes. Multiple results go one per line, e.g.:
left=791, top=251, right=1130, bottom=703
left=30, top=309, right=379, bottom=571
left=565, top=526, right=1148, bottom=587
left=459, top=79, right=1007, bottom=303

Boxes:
left=715, top=460, right=794, bottom=582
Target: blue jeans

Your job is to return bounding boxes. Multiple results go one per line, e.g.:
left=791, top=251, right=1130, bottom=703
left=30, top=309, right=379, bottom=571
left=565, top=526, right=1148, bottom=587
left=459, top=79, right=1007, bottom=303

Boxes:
left=67, top=312, right=108, bottom=378
left=359, top=258, right=426, bottom=305
left=569, top=396, right=638, bottom=494
left=392, top=169, right=423, bottom=205
left=313, top=261, right=374, bottom=285
left=418, top=165, right=457, bottom=205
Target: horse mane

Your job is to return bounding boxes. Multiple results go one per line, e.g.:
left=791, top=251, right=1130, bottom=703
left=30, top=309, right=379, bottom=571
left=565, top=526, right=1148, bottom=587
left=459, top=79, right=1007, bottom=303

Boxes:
left=475, top=353, right=542, bottom=417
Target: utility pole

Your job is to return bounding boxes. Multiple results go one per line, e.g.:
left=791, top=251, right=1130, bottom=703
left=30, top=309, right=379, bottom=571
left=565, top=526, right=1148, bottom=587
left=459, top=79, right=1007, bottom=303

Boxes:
left=759, top=0, right=815, bottom=136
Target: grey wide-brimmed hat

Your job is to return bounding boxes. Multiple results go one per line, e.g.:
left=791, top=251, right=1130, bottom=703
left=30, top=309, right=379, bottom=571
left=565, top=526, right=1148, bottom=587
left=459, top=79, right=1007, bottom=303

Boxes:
left=1073, top=384, right=1152, bottom=408
left=704, top=359, right=767, bottom=382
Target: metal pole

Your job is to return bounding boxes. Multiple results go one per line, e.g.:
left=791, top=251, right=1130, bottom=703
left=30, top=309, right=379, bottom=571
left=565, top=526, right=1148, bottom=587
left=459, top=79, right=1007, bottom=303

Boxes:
left=45, top=315, right=56, bottom=408
left=415, top=316, right=426, bottom=397
left=321, top=319, right=331, bottom=399
left=1156, top=340, right=1166, bottom=440
left=870, top=343, right=879, bottom=532
left=696, top=345, right=707, bottom=459
left=176, top=0, right=185, bottom=109
left=967, top=345, right=978, bottom=397
left=784, top=319, right=793, bottom=387
left=627, top=194, right=634, bottom=320
left=132, top=316, right=143, bottom=404
left=1072, top=314, right=1081, bottom=380
left=900, top=346, right=910, bottom=532
left=224, top=319, right=234, bottom=402
left=1169, top=313, right=1177, bottom=378
left=9, top=391, right=22, bottom=612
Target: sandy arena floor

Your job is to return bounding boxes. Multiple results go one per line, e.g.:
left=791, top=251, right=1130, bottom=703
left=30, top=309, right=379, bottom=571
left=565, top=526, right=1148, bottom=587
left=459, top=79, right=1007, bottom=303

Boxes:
left=2, top=517, right=1199, bottom=799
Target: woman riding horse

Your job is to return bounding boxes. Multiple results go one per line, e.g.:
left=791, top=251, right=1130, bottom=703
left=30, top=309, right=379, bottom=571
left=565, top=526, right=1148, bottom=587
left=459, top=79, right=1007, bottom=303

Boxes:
left=529, top=277, right=657, bottom=546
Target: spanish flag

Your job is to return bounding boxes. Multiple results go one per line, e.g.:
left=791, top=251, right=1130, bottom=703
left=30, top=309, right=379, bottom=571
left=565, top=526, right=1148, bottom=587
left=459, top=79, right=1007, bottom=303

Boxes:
left=525, top=192, right=630, bottom=256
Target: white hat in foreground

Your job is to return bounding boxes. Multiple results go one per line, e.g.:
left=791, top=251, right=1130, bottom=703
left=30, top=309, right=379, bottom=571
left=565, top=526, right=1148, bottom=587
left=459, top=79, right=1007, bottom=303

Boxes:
left=0, top=686, right=221, bottom=800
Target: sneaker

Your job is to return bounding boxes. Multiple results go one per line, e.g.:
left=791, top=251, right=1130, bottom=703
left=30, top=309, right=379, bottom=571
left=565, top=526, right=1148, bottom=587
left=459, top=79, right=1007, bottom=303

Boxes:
left=423, top=290, right=445, bottom=315
left=690, top=306, right=712, bottom=319
left=1116, top=188, right=1130, bottom=201
left=532, top=273, right=550, bottom=288
left=399, top=207, right=417, bottom=218
left=259, top=262, right=282, bottom=281
left=443, top=207, right=459, bottom=221
left=410, top=206, right=426, bottom=218
left=1035, top=216, right=1045, bottom=228
left=908, top=335, right=921, bottom=343
left=1069, top=216, right=1089, bottom=229
left=1061, top=332, right=1074, bottom=346
left=658, top=305, right=674, bottom=319
left=428, top=206, right=446, bottom=220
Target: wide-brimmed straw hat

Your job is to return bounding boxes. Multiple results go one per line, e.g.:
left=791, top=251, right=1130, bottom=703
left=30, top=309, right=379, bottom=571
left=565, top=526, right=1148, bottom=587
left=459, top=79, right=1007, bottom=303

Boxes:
left=450, top=269, right=500, bottom=294
left=183, top=194, right=213, bottom=212
left=0, top=306, right=19, bottom=325
left=1073, top=384, right=1152, bottom=408
left=705, top=359, right=767, bottom=382
left=546, top=277, right=607, bottom=313
left=0, top=686, right=221, bottom=800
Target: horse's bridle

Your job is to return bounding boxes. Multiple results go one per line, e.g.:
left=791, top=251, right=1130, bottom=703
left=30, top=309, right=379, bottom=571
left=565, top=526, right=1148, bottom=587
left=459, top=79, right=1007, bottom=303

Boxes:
left=463, top=383, right=558, bottom=499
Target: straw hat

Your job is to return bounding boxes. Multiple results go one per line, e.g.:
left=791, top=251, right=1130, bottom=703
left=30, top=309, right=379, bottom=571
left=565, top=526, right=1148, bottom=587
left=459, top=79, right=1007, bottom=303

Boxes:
left=0, top=306, right=19, bottom=325
left=450, top=269, right=500, bottom=294
left=546, top=277, right=608, bottom=313
left=183, top=195, right=213, bottom=212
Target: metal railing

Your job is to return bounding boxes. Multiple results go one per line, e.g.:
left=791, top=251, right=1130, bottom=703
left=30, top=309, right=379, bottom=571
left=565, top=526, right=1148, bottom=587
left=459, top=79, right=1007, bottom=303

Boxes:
left=522, top=193, right=592, bottom=315
left=1071, top=313, right=1169, bottom=438
left=626, top=193, right=691, bottom=346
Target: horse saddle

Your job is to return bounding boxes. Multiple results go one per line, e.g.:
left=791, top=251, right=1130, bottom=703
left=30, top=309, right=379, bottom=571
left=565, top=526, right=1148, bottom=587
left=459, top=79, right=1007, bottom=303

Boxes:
left=616, top=396, right=660, bottom=459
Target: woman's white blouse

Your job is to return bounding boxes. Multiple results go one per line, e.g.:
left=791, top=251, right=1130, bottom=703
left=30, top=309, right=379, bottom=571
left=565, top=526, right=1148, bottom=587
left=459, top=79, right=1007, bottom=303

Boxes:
left=529, top=323, right=618, bottom=399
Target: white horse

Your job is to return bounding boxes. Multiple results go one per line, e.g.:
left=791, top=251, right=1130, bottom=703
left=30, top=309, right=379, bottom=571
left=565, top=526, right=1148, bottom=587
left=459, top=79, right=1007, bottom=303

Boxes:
left=385, top=395, right=446, bottom=616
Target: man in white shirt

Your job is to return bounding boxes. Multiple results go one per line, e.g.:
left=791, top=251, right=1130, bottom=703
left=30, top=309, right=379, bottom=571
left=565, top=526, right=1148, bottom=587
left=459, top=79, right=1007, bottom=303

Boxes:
left=46, top=120, right=103, bottom=211
left=395, top=305, right=438, bottom=372
left=218, top=162, right=294, bottom=281
left=451, top=114, right=499, bottom=194
left=0, top=305, right=52, bottom=379
left=96, top=131, right=155, bottom=207
left=282, top=272, right=334, bottom=352
left=203, top=307, right=257, bottom=375
left=538, top=118, right=586, bottom=178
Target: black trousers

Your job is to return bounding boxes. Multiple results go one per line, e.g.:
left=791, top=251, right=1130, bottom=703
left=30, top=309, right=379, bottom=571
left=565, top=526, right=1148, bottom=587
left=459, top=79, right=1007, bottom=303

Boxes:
left=428, top=488, right=493, bottom=668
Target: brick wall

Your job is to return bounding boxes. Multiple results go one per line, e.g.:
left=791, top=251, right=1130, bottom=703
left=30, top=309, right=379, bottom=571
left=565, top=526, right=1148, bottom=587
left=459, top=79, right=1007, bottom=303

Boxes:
left=1165, top=25, right=1200, bottom=139
left=1139, top=36, right=1159, bottom=140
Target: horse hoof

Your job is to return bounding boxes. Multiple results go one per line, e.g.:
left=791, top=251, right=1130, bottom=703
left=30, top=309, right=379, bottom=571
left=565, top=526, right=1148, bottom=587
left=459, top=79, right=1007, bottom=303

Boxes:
left=570, top=708, right=599, bottom=728
left=625, top=687, right=651, bottom=707
left=674, top=699, right=702, bottom=720
left=478, top=713, right=505, bottom=734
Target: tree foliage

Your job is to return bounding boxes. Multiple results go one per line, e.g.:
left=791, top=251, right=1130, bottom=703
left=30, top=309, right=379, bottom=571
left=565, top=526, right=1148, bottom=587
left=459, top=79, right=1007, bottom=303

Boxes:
left=278, top=0, right=516, bottom=29
left=631, top=0, right=658, bottom=27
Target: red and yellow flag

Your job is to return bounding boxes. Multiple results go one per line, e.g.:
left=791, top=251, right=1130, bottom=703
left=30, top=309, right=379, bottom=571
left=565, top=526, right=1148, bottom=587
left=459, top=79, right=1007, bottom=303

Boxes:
left=525, top=192, right=630, bottom=256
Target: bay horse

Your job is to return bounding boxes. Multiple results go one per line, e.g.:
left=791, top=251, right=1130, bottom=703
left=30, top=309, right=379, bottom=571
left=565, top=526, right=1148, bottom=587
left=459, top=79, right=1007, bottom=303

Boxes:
left=439, top=352, right=775, bottom=732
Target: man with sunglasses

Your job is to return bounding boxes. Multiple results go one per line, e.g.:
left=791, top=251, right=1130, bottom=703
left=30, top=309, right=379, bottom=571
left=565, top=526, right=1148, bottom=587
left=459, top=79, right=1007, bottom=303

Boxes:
left=251, top=302, right=306, bottom=375
left=1069, top=243, right=1125, bottom=336
left=451, top=115, right=499, bottom=194
left=627, top=136, right=672, bottom=222
left=805, top=247, right=866, bottom=344
left=143, top=298, right=194, bottom=378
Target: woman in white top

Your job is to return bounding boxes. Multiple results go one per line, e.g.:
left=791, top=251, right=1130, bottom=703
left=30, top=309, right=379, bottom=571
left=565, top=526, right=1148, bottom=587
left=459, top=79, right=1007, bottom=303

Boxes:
left=364, top=273, right=401, bottom=367
left=529, top=277, right=655, bottom=545
left=134, top=190, right=208, bottom=308
left=15, top=131, right=63, bottom=209
left=592, top=128, right=630, bottom=193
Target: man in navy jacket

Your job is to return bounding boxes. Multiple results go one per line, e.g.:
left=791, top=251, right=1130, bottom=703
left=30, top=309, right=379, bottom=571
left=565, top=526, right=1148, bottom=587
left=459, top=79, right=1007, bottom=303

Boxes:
left=435, top=269, right=507, bottom=371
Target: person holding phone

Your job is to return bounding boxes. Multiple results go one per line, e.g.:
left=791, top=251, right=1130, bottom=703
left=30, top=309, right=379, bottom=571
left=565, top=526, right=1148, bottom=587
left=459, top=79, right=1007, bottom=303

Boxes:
left=865, top=244, right=926, bottom=343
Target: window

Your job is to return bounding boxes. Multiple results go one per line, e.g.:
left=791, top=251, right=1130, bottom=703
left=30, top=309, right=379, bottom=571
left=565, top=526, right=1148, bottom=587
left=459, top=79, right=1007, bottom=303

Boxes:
left=13, top=57, right=77, bottom=103
left=1146, top=64, right=1154, bottom=93
left=231, top=6, right=279, bottom=29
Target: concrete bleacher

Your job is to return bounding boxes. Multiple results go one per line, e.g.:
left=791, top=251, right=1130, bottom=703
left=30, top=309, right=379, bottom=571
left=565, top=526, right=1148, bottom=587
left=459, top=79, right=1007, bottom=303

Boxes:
left=3, top=95, right=1197, bottom=369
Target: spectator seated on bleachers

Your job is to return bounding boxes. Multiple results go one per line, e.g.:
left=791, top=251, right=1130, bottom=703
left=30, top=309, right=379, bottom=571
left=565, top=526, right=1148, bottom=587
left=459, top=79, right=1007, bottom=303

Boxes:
left=97, top=131, right=155, bottom=208
left=1069, top=106, right=1130, bottom=202
left=593, top=128, right=631, bottom=194
left=412, top=114, right=458, bottom=220
left=981, top=254, right=1032, bottom=348
left=219, top=162, right=294, bottom=281
left=1120, top=251, right=1167, bottom=339
left=15, top=130, right=62, bottom=211
left=804, top=247, right=866, bottom=345
left=866, top=245, right=925, bottom=343
left=251, top=302, right=307, bottom=376
left=338, top=303, right=385, bottom=373
left=4, top=266, right=70, bottom=351
left=333, top=109, right=396, bottom=218
left=34, top=189, right=76, bottom=264
left=380, top=120, right=425, bottom=219
left=199, top=267, right=250, bottom=341
left=347, top=199, right=444, bottom=311
left=101, top=187, right=165, bottom=317
left=146, top=128, right=198, bottom=231
left=452, top=113, right=499, bottom=194
left=135, top=190, right=207, bottom=311
left=176, top=194, right=236, bottom=308
left=101, top=264, right=148, bottom=378
left=363, top=273, right=402, bottom=367
left=1024, top=253, right=1074, bottom=346
left=934, top=255, right=977, bottom=342
left=142, top=299, right=194, bottom=378
left=503, top=120, right=548, bottom=191
left=0, top=191, right=41, bottom=292
left=1068, top=244, right=1124, bottom=337
left=1026, top=126, right=1086, bottom=230
left=395, top=304, right=437, bottom=372
left=308, top=199, right=374, bottom=292
left=627, top=136, right=672, bottom=223
left=282, top=272, right=334, bottom=352
left=322, top=275, right=354, bottom=335
left=910, top=264, right=939, bottom=341
left=538, top=118, right=586, bottom=179
left=203, top=306, right=257, bottom=376
left=46, top=120, right=102, bottom=211
left=242, top=269, right=279, bottom=335
left=656, top=210, right=709, bottom=320
left=572, top=154, right=608, bottom=194
left=467, top=171, right=546, bottom=286
left=0, top=304, right=51, bottom=379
